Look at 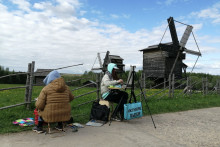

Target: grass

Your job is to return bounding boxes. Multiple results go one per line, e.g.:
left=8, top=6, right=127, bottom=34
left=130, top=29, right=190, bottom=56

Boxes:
left=0, top=84, right=220, bottom=134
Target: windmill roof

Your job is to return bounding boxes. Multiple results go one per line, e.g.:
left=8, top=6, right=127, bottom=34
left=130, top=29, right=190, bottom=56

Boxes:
left=139, top=42, right=173, bottom=51
left=109, top=55, right=124, bottom=60
left=35, top=69, right=53, bottom=76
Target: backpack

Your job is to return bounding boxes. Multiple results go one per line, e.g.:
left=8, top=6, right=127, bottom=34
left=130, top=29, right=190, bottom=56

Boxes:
left=90, top=100, right=110, bottom=122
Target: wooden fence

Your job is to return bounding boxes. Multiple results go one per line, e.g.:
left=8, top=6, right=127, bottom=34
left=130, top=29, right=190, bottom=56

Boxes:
left=0, top=61, right=35, bottom=110
left=1, top=63, right=220, bottom=111
left=0, top=62, right=100, bottom=110
left=139, top=73, right=220, bottom=100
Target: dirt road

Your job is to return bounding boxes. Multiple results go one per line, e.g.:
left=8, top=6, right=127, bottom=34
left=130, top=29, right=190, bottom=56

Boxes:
left=1, top=107, right=220, bottom=147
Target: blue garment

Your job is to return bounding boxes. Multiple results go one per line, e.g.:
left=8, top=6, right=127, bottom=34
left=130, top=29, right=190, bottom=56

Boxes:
left=43, top=70, right=61, bottom=85
left=107, top=63, right=118, bottom=74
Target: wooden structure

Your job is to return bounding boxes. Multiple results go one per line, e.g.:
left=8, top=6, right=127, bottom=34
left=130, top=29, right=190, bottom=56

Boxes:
left=140, top=42, right=187, bottom=79
left=92, top=51, right=125, bottom=73
left=102, top=51, right=125, bottom=73
left=140, top=17, right=201, bottom=80
left=34, top=69, right=53, bottom=85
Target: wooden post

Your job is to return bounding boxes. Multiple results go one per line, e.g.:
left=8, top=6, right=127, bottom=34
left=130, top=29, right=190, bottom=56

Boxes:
left=25, top=63, right=31, bottom=108
left=143, top=73, right=146, bottom=101
left=205, top=77, right=208, bottom=95
left=96, top=73, right=100, bottom=100
left=187, top=77, right=191, bottom=95
left=169, top=74, right=171, bottom=98
left=140, top=72, right=145, bottom=102
left=140, top=72, right=143, bottom=102
left=217, top=79, right=220, bottom=94
left=189, top=77, right=192, bottom=96
left=164, top=78, right=166, bottom=89
left=172, top=74, right=175, bottom=97
left=202, top=78, right=205, bottom=95
left=27, top=61, right=35, bottom=110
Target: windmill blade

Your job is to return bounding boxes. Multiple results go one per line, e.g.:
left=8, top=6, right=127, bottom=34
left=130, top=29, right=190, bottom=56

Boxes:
left=184, top=48, right=201, bottom=56
left=167, top=17, right=179, bottom=46
left=180, top=25, right=193, bottom=47
left=97, top=53, right=103, bottom=68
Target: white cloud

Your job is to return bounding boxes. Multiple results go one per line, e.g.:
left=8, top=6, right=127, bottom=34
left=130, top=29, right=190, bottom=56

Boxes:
left=191, top=2, right=220, bottom=24
left=0, top=0, right=219, bottom=76
left=10, top=0, right=31, bottom=12
left=110, top=14, right=130, bottom=19
left=165, top=0, right=176, bottom=5
left=0, top=0, right=149, bottom=73
left=110, top=14, right=119, bottom=19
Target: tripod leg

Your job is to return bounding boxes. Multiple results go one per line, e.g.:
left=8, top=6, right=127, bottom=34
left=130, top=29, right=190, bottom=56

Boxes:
left=135, top=72, right=156, bottom=129
left=109, top=95, right=124, bottom=126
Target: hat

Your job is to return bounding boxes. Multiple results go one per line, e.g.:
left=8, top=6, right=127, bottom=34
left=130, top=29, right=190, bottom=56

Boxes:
left=113, top=65, right=119, bottom=69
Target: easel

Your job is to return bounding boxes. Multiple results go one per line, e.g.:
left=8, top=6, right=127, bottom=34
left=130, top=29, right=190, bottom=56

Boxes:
left=125, top=66, right=156, bottom=129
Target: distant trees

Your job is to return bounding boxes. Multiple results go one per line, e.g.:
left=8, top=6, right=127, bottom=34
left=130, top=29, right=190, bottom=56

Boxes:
left=0, top=65, right=26, bottom=84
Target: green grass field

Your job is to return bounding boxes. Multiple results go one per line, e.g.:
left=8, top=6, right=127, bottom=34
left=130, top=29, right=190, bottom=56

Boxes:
left=0, top=84, right=220, bottom=134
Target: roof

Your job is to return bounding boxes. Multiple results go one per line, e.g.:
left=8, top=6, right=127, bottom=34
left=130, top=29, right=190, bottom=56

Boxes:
left=35, top=69, right=53, bottom=77
left=139, top=42, right=173, bottom=52
left=109, top=55, right=124, bottom=60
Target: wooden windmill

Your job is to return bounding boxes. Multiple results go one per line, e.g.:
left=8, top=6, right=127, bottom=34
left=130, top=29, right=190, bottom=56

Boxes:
left=91, top=51, right=125, bottom=73
left=140, top=17, right=201, bottom=81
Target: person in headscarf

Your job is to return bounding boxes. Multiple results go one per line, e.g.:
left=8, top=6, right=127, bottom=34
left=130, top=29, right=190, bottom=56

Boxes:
left=33, top=70, right=74, bottom=133
left=101, top=63, right=128, bottom=121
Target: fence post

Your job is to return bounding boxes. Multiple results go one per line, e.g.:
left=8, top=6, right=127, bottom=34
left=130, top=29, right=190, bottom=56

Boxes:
left=172, top=74, right=175, bottom=98
left=96, top=73, right=100, bottom=100
left=27, top=61, right=35, bottom=110
left=164, top=78, right=166, bottom=89
left=140, top=72, right=145, bottom=102
left=217, top=79, right=220, bottom=94
left=202, top=78, right=205, bottom=95
left=25, top=63, right=31, bottom=108
left=205, top=77, right=208, bottom=95
left=169, top=74, right=171, bottom=98
left=187, top=77, right=191, bottom=95
left=143, top=73, right=146, bottom=101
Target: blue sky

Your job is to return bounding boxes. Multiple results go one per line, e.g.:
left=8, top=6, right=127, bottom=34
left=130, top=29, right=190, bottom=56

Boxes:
left=0, top=0, right=220, bottom=75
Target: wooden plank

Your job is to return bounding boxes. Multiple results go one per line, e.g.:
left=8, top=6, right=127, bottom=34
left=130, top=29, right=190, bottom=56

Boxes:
left=184, top=48, right=201, bottom=56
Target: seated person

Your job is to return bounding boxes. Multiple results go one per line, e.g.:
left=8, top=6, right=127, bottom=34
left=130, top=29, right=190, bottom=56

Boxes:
left=100, top=63, right=128, bottom=121
left=33, top=70, right=74, bottom=133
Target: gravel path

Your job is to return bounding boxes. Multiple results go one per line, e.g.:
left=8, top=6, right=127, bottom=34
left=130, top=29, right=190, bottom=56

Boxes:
left=1, top=107, right=220, bottom=147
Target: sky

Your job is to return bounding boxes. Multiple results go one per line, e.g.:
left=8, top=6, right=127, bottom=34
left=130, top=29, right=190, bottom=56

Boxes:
left=0, top=0, right=220, bottom=75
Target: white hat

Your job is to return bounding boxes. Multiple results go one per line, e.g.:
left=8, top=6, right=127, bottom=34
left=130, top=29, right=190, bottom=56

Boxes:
left=113, top=65, right=119, bottom=69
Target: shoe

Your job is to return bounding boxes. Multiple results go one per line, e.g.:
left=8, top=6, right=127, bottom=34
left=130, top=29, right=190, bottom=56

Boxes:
left=32, top=126, right=37, bottom=132
left=32, top=126, right=44, bottom=133
left=112, top=116, right=121, bottom=122
left=55, top=125, right=63, bottom=131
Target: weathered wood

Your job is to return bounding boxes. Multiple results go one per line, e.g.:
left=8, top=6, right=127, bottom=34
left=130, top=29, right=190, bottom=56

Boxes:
left=0, top=86, right=27, bottom=91
left=169, top=74, right=171, bottom=97
left=74, top=90, right=97, bottom=99
left=172, top=74, right=175, bottom=97
left=0, top=72, right=28, bottom=79
left=71, top=82, right=97, bottom=91
left=205, top=77, right=208, bottom=95
left=217, top=80, right=220, bottom=94
left=25, top=63, right=31, bottom=107
left=0, top=102, right=27, bottom=110
left=96, top=73, right=100, bottom=100
left=27, top=61, right=35, bottom=110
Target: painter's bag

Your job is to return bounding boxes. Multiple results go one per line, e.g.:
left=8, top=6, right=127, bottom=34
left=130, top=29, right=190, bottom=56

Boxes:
left=124, top=101, right=143, bottom=120
left=90, top=100, right=110, bottom=122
